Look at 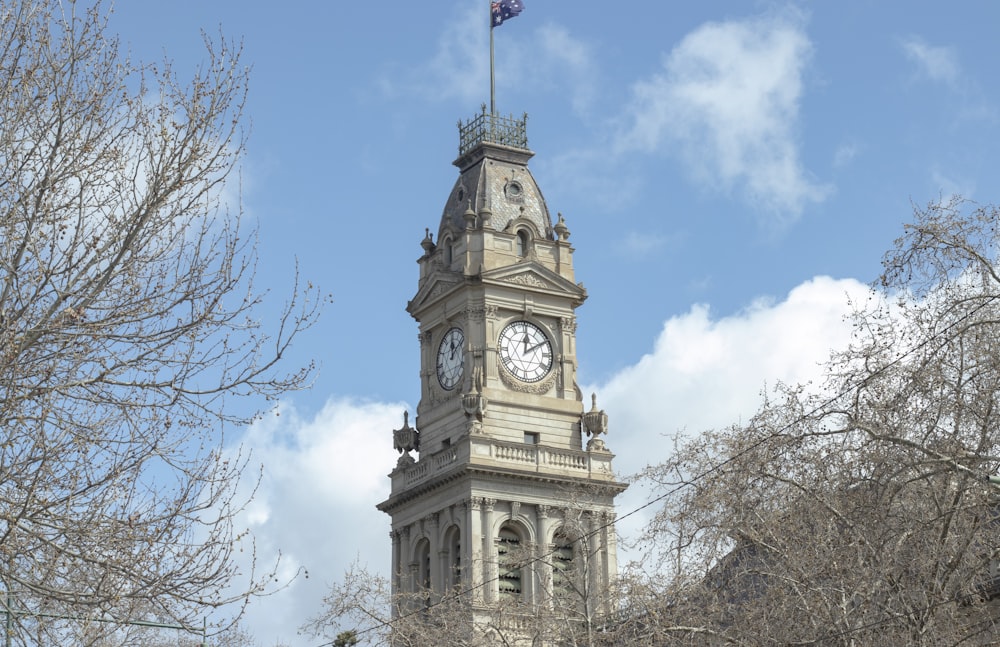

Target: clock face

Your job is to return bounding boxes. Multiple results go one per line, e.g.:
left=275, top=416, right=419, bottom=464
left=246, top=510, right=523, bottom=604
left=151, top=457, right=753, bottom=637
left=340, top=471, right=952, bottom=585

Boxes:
left=498, top=320, right=553, bottom=383
left=436, top=327, right=465, bottom=390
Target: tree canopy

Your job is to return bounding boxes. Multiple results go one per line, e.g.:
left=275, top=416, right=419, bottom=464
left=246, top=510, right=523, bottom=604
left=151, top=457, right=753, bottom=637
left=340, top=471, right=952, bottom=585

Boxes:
left=627, top=198, right=1000, bottom=645
left=0, top=1, right=319, bottom=643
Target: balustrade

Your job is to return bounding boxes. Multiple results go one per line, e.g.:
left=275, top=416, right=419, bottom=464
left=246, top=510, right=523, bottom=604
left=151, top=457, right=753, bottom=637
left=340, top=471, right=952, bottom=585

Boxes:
left=400, top=437, right=598, bottom=488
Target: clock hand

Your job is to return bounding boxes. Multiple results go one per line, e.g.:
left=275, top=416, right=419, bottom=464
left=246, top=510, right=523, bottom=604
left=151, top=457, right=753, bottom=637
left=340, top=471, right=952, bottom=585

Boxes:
left=526, top=340, right=547, bottom=353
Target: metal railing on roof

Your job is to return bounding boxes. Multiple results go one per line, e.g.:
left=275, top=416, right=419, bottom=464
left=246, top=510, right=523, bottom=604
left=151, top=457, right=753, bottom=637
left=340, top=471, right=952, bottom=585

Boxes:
left=458, top=105, right=528, bottom=157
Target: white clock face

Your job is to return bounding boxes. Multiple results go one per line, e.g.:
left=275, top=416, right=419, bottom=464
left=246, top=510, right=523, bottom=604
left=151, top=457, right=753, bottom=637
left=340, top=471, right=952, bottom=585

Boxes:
left=436, top=327, right=465, bottom=390
left=498, top=320, right=552, bottom=383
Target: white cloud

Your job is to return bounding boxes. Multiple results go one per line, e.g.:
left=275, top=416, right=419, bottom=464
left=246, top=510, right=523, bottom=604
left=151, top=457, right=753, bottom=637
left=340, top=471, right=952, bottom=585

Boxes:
left=530, top=24, right=597, bottom=116
left=897, top=36, right=997, bottom=129
left=230, top=277, right=872, bottom=645
left=380, top=8, right=596, bottom=118
left=590, top=277, right=870, bottom=555
left=615, top=12, right=831, bottom=223
left=601, top=276, right=867, bottom=448
left=224, top=398, right=408, bottom=646
left=929, top=167, right=975, bottom=204
left=901, top=36, right=961, bottom=86
left=379, top=4, right=487, bottom=104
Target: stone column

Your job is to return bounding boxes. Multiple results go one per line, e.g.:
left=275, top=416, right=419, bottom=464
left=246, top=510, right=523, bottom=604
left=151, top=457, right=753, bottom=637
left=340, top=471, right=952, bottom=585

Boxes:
left=599, top=510, right=617, bottom=615
left=469, top=498, right=484, bottom=603
left=447, top=500, right=467, bottom=592
left=390, top=530, right=401, bottom=601
left=482, top=498, right=497, bottom=604
left=536, top=505, right=553, bottom=604
left=418, top=331, right=432, bottom=403
left=426, top=513, right=440, bottom=596
left=484, top=305, right=498, bottom=384
left=399, top=526, right=411, bottom=594
left=584, top=512, right=601, bottom=610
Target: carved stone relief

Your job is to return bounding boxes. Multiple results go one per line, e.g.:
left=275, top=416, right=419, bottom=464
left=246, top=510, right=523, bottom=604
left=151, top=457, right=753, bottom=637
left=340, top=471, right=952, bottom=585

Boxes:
left=498, top=365, right=557, bottom=395
left=503, top=273, right=547, bottom=289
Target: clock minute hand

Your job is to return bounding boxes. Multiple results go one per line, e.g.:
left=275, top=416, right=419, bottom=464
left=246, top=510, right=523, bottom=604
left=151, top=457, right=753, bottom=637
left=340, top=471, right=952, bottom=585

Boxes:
left=526, top=340, right=547, bottom=353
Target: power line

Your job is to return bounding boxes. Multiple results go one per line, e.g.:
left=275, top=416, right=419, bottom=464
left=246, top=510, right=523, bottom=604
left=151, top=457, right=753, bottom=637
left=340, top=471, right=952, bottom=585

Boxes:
left=315, top=289, right=1000, bottom=646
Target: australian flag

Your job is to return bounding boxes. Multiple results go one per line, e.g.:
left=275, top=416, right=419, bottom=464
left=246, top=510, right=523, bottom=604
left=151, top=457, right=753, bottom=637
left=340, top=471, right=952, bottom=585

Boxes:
left=491, top=0, right=524, bottom=27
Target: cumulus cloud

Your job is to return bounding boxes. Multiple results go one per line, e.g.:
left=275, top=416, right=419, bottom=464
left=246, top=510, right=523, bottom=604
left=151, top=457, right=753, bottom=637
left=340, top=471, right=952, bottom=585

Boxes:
left=225, top=398, right=407, bottom=646
left=615, top=13, right=831, bottom=223
left=601, top=276, right=868, bottom=461
left=591, top=277, right=871, bottom=552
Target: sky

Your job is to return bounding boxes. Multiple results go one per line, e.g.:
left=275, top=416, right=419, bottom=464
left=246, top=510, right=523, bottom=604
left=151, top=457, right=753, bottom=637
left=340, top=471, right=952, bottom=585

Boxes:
left=101, top=2, right=1000, bottom=645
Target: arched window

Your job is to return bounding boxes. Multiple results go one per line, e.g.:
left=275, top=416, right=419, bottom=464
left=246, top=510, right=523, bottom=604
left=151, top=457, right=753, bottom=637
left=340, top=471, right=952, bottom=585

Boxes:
left=516, top=229, right=529, bottom=258
left=497, top=525, right=524, bottom=601
left=415, top=538, right=431, bottom=593
left=444, top=525, right=462, bottom=589
left=443, top=236, right=453, bottom=266
left=551, top=531, right=575, bottom=599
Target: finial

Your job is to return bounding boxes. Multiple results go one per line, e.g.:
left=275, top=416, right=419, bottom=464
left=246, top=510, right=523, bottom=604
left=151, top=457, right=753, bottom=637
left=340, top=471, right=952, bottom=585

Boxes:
left=463, top=200, right=477, bottom=229
left=421, top=228, right=435, bottom=254
left=582, top=392, right=609, bottom=452
left=554, top=213, right=570, bottom=241
left=393, top=410, right=419, bottom=457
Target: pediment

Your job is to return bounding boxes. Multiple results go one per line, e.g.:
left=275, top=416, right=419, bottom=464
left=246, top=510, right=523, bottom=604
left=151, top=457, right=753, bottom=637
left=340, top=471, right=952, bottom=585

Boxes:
left=407, top=275, right=463, bottom=315
left=483, top=263, right=586, bottom=301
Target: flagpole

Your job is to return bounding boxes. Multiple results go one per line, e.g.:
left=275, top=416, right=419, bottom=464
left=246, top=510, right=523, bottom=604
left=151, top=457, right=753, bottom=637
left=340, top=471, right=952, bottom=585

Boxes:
left=489, top=2, right=496, bottom=116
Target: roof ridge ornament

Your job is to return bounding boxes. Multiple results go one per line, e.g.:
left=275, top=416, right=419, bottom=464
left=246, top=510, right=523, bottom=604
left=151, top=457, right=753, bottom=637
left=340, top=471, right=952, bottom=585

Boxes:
left=458, top=106, right=529, bottom=158
left=583, top=393, right=610, bottom=453
left=554, top=213, right=570, bottom=241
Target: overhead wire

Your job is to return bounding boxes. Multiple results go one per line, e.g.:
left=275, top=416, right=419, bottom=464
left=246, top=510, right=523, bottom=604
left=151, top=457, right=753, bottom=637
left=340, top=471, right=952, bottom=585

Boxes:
left=312, top=286, right=1000, bottom=647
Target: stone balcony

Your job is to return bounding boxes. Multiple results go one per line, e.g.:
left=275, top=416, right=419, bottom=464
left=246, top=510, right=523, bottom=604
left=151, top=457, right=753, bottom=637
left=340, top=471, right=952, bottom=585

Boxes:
left=391, top=433, right=616, bottom=493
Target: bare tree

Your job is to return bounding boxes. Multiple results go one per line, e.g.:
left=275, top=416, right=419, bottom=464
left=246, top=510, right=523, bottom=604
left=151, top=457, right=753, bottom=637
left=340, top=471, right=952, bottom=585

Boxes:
left=0, top=1, right=320, bottom=643
left=629, top=199, right=1000, bottom=645
left=308, top=493, right=624, bottom=647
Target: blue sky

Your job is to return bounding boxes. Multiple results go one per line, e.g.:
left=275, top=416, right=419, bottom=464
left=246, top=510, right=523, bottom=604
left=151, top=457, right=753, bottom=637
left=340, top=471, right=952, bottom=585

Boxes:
left=105, top=2, right=1000, bottom=645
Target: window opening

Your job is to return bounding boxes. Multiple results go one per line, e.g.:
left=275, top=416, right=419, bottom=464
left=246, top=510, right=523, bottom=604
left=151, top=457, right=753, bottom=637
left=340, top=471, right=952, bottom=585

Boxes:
left=444, top=237, right=453, bottom=266
left=497, top=527, right=523, bottom=601
left=516, top=230, right=529, bottom=258
left=552, top=532, right=575, bottom=599
left=416, top=539, right=431, bottom=592
left=447, top=527, right=462, bottom=589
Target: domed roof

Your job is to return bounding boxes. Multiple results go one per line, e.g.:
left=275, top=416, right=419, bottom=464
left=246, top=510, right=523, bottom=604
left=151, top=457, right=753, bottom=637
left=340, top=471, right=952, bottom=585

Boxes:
left=438, top=111, right=552, bottom=241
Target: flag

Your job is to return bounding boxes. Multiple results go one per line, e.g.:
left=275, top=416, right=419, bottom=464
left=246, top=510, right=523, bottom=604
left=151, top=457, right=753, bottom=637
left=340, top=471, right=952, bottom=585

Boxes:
left=491, top=0, right=524, bottom=28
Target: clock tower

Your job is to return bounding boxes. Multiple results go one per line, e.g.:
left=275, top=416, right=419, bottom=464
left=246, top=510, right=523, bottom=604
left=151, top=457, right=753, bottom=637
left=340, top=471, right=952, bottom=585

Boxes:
left=377, top=108, right=627, bottom=624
